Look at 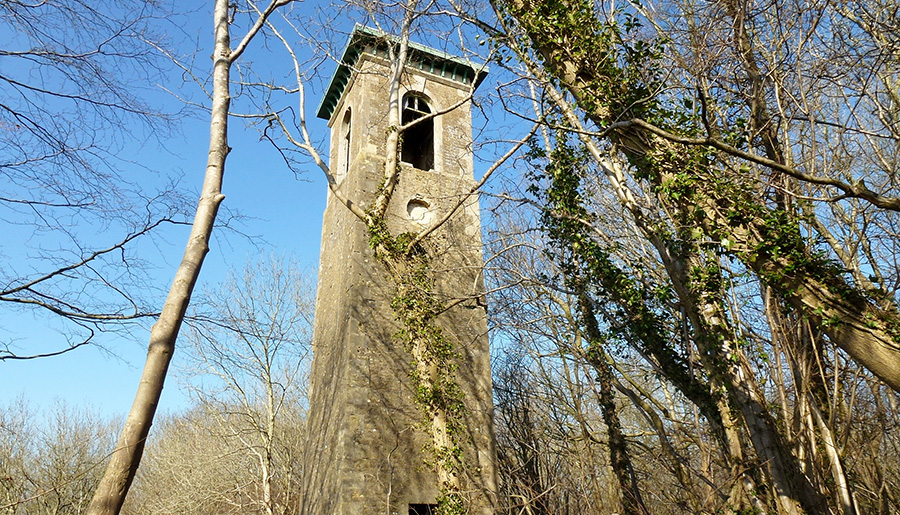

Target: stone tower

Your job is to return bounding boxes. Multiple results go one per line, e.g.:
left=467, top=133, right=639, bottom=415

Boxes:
left=300, top=26, right=497, bottom=515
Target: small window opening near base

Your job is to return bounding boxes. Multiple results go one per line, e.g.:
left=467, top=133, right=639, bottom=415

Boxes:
left=409, top=503, right=437, bottom=515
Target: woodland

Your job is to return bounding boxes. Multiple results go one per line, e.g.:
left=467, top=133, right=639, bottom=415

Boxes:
left=1, top=0, right=899, bottom=514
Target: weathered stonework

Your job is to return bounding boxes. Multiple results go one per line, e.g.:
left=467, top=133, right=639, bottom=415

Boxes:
left=300, top=27, right=497, bottom=515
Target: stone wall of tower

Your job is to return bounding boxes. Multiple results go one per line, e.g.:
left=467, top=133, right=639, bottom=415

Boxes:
left=300, top=52, right=497, bottom=515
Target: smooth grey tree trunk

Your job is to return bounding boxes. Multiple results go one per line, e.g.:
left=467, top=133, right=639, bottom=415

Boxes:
left=87, top=0, right=290, bottom=511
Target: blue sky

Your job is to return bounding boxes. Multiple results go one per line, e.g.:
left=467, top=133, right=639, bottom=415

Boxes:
left=0, top=0, right=516, bottom=418
left=0, top=130, right=327, bottom=413
left=0, top=0, right=337, bottom=415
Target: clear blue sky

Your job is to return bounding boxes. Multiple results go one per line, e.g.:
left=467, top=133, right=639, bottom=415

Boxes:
left=0, top=0, right=337, bottom=415
left=0, top=0, right=514, bottom=418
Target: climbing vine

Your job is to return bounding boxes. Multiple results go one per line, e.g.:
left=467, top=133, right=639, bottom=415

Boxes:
left=501, top=0, right=900, bottom=397
left=500, top=0, right=900, bottom=509
left=527, top=132, right=723, bottom=430
left=526, top=131, right=719, bottom=513
left=366, top=171, right=468, bottom=515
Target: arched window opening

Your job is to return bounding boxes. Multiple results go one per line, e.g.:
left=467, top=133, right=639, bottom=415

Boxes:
left=401, top=94, right=434, bottom=171
left=339, top=108, right=352, bottom=181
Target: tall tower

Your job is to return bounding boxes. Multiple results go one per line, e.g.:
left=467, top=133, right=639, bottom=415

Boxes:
left=301, top=26, right=497, bottom=515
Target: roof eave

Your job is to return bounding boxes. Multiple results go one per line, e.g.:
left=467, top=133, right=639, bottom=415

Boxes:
left=315, top=24, right=489, bottom=121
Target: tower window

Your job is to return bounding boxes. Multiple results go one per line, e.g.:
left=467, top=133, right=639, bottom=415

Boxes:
left=401, top=94, right=434, bottom=171
left=339, top=108, right=351, bottom=182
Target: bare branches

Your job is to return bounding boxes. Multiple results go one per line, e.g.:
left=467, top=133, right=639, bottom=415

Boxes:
left=232, top=0, right=295, bottom=64
left=1, top=219, right=173, bottom=311
left=0, top=400, right=119, bottom=513
left=406, top=123, right=538, bottom=253
left=259, top=14, right=371, bottom=221
left=607, top=117, right=900, bottom=211
left=0, top=335, right=93, bottom=361
left=0, top=0, right=192, bottom=360
left=178, top=255, right=313, bottom=515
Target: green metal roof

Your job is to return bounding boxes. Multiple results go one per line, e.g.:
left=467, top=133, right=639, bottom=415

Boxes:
left=315, top=24, right=489, bottom=120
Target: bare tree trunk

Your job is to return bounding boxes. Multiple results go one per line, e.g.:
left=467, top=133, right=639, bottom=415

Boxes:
left=87, top=1, right=253, bottom=512
left=263, top=367, right=277, bottom=515
left=810, top=398, right=858, bottom=515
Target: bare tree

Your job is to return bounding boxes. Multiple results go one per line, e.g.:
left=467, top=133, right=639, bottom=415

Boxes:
left=180, top=255, right=313, bottom=515
left=0, top=0, right=190, bottom=360
left=122, top=399, right=307, bottom=515
left=0, top=398, right=119, bottom=515
left=87, top=1, right=294, bottom=513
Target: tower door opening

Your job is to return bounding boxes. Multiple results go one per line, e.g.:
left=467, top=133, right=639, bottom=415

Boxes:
left=409, top=503, right=437, bottom=515
left=401, top=94, right=434, bottom=171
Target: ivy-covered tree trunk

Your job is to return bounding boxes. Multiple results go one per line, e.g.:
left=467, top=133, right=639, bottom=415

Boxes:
left=530, top=84, right=772, bottom=513
left=498, top=0, right=900, bottom=395
left=682, top=250, right=825, bottom=515
left=496, top=0, right=874, bottom=511
left=577, top=293, right=649, bottom=515
left=532, top=130, right=777, bottom=512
